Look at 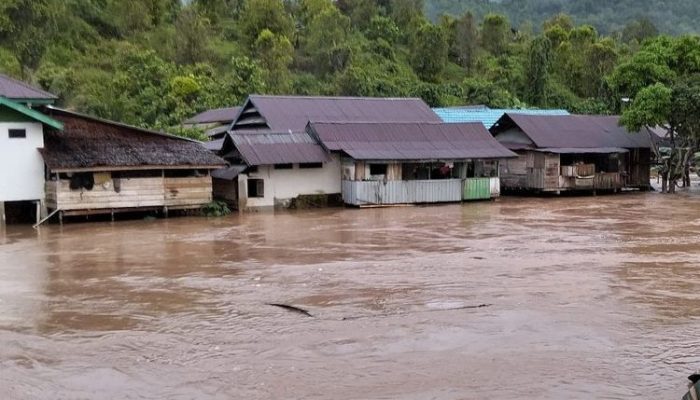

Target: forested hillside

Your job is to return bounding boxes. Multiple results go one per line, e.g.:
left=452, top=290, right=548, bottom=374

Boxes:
left=426, top=0, right=699, bottom=35
left=0, top=0, right=695, bottom=139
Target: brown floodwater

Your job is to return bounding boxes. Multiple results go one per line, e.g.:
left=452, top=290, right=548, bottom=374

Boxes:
left=1, top=191, right=700, bottom=399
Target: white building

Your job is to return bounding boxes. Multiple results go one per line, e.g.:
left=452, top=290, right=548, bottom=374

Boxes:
left=0, top=76, right=62, bottom=225
left=213, top=131, right=342, bottom=210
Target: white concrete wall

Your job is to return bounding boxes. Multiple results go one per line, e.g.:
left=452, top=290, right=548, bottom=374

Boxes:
left=243, top=154, right=342, bottom=209
left=0, top=122, right=44, bottom=202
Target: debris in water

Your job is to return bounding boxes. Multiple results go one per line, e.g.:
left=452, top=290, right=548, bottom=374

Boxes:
left=267, top=303, right=314, bottom=317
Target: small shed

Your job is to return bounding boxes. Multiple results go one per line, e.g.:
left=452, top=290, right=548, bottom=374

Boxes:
left=490, top=113, right=654, bottom=193
left=40, top=108, right=225, bottom=220
left=306, top=121, right=516, bottom=206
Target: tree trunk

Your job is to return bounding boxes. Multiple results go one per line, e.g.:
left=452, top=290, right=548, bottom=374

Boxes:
left=661, top=172, right=668, bottom=193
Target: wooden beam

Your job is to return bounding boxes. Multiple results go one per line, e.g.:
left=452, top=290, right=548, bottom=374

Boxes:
left=50, top=165, right=225, bottom=173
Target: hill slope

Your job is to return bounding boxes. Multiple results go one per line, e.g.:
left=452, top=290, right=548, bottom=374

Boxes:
left=426, top=0, right=699, bottom=34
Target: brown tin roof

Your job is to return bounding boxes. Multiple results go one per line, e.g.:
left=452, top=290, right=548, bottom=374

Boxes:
left=492, top=114, right=654, bottom=149
left=184, top=106, right=241, bottom=124
left=232, top=95, right=442, bottom=132
left=229, top=131, right=331, bottom=166
left=307, top=122, right=517, bottom=160
left=0, top=73, right=57, bottom=101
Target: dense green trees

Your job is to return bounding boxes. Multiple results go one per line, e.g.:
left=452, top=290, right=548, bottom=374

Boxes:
left=0, top=0, right=697, bottom=144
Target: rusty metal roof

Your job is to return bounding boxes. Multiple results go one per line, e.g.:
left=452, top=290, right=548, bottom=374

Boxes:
left=229, top=131, right=331, bottom=166
left=233, top=95, right=442, bottom=132
left=184, top=106, right=241, bottom=124
left=493, top=114, right=654, bottom=149
left=0, top=73, right=57, bottom=102
left=307, top=122, right=516, bottom=161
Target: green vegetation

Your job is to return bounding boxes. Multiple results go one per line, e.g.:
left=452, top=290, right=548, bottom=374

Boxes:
left=201, top=200, right=232, bottom=217
left=0, top=0, right=698, bottom=147
left=426, top=0, right=697, bottom=35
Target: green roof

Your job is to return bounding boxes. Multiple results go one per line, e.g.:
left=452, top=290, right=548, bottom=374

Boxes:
left=0, top=97, right=63, bottom=130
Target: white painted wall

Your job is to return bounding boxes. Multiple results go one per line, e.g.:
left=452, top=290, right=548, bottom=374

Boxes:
left=242, top=154, right=342, bottom=209
left=0, top=122, right=45, bottom=202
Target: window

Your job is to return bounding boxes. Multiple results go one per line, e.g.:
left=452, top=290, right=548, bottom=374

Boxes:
left=274, top=163, right=293, bottom=170
left=8, top=129, right=26, bottom=139
left=369, top=164, right=387, bottom=176
left=299, top=162, right=323, bottom=169
left=247, top=178, right=264, bottom=198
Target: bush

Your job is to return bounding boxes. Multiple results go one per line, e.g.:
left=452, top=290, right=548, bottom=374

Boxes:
left=201, top=200, right=231, bottom=217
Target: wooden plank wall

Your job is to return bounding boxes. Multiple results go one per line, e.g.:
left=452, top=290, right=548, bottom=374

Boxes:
left=164, top=177, right=212, bottom=207
left=47, top=176, right=212, bottom=211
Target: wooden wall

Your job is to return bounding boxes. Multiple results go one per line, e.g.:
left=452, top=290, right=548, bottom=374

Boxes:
left=46, top=175, right=212, bottom=211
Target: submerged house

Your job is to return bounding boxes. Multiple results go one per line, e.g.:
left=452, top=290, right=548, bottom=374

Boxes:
left=490, top=113, right=654, bottom=193
left=40, top=108, right=225, bottom=221
left=213, top=130, right=339, bottom=209
left=0, top=74, right=62, bottom=225
left=307, top=122, right=516, bottom=205
left=212, top=95, right=445, bottom=210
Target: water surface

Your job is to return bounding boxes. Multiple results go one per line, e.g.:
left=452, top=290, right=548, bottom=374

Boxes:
left=1, top=192, right=699, bottom=399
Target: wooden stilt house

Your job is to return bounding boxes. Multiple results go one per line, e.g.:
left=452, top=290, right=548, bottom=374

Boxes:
left=40, top=108, right=225, bottom=220
left=490, top=114, right=654, bottom=193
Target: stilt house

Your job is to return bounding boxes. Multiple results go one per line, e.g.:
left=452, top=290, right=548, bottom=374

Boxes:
left=40, top=108, right=225, bottom=220
left=490, top=114, right=654, bottom=193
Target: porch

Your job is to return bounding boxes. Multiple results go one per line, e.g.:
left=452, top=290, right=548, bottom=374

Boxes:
left=341, top=177, right=501, bottom=206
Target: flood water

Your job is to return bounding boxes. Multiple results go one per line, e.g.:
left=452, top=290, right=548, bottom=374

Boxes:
left=1, top=192, right=700, bottom=399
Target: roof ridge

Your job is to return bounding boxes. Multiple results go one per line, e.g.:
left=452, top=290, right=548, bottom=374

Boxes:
left=0, top=73, right=57, bottom=99
left=249, top=94, right=424, bottom=101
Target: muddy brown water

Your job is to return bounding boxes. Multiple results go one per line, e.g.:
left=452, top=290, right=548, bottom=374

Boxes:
left=1, top=193, right=700, bottom=399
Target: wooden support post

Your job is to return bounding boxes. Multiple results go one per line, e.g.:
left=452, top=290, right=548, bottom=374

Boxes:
left=0, top=201, right=5, bottom=227
left=59, top=210, right=64, bottom=226
left=111, top=209, right=115, bottom=222
left=163, top=206, right=169, bottom=218
left=35, top=201, right=41, bottom=226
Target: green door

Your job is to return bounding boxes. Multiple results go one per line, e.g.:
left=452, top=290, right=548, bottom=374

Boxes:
left=463, top=178, right=491, bottom=200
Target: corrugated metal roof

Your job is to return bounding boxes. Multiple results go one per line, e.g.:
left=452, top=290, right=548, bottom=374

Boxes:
left=184, top=106, right=241, bottom=124
left=536, top=147, right=630, bottom=154
left=494, top=114, right=654, bottom=149
left=234, top=95, right=442, bottom=132
left=211, top=165, right=247, bottom=180
left=0, top=74, right=57, bottom=101
left=229, top=131, right=331, bottom=166
left=308, top=122, right=516, bottom=160
left=434, top=106, right=570, bottom=128
left=203, top=138, right=225, bottom=151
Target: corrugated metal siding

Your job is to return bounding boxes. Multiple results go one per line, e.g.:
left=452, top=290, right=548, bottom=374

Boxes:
left=342, top=180, right=462, bottom=205
left=463, top=178, right=491, bottom=200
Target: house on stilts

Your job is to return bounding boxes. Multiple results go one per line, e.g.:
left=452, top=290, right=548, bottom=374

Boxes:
left=490, top=113, right=654, bottom=194
left=40, top=108, right=225, bottom=222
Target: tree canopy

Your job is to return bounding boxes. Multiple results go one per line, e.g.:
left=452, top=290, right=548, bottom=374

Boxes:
left=0, top=0, right=696, bottom=141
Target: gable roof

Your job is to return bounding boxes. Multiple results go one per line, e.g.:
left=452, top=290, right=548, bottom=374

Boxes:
left=184, top=106, right=241, bottom=125
left=227, top=131, right=330, bottom=166
left=491, top=114, right=654, bottom=150
left=40, top=108, right=225, bottom=172
left=307, top=122, right=516, bottom=161
left=434, top=106, right=570, bottom=128
left=0, top=97, right=63, bottom=130
left=0, top=74, right=57, bottom=103
left=232, top=95, right=442, bottom=132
